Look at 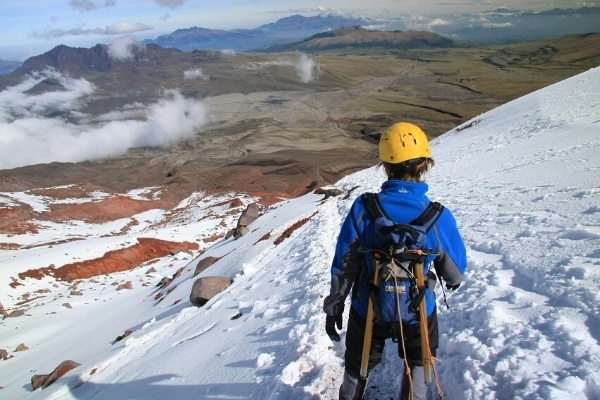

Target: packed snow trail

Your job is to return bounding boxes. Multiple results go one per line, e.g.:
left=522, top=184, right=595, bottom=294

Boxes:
left=426, top=67, right=600, bottom=400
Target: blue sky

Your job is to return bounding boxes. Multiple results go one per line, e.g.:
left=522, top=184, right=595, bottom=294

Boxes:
left=0, top=0, right=597, bottom=61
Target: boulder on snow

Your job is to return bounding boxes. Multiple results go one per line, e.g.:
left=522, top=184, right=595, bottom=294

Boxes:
left=237, top=202, right=259, bottom=228
left=194, top=256, right=220, bottom=276
left=31, top=360, right=81, bottom=390
left=314, top=187, right=344, bottom=199
left=0, top=349, right=9, bottom=360
left=233, top=226, right=249, bottom=239
left=190, top=276, right=232, bottom=307
left=227, top=202, right=260, bottom=239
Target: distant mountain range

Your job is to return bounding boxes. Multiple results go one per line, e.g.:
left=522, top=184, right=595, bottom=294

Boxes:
left=143, top=14, right=370, bottom=52
left=435, top=7, right=600, bottom=44
left=1, top=26, right=455, bottom=88
left=142, top=8, right=600, bottom=52
left=0, top=60, right=22, bottom=75
left=0, top=7, right=598, bottom=75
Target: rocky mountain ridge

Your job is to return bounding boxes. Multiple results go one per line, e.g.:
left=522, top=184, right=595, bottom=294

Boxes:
left=263, top=26, right=454, bottom=52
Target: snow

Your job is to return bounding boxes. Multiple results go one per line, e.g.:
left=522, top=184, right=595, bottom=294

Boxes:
left=0, top=67, right=599, bottom=399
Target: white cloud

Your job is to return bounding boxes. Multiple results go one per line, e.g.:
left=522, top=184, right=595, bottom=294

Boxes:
left=270, top=6, right=335, bottom=14
left=107, top=35, right=144, bottom=61
left=428, top=18, right=451, bottom=27
left=0, top=72, right=211, bottom=170
left=106, top=22, right=153, bottom=35
left=154, top=0, right=187, bottom=9
left=69, top=0, right=116, bottom=12
left=0, top=69, right=95, bottom=122
left=295, top=52, right=318, bottom=84
left=32, top=22, right=152, bottom=39
left=183, top=68, right=209, bottom=80
left=32, top=26, right=104, bottom=39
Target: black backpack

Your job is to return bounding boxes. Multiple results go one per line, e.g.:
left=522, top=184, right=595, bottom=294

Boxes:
left=361, top=192, right=444, bottom=323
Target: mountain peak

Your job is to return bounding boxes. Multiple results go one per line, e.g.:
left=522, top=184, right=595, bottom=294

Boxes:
left=17, top=44, right=111, bottom=75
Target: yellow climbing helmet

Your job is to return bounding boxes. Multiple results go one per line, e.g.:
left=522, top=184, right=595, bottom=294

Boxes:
left=379, top=122, right=431, bottom=163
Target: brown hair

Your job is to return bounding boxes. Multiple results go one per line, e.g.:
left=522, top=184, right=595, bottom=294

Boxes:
left=382, top=157, right=435, bottom=182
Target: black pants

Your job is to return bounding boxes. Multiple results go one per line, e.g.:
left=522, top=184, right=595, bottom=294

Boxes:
left=344, top=306, right=439, bottom=379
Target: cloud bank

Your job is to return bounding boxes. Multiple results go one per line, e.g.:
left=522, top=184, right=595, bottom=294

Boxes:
left=0, top=69, right=95, bottom=122
left=0, top=70, right=210, bottom=170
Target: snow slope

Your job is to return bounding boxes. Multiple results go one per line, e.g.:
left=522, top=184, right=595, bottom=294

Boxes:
left=0, top=67, right=599, bottom=400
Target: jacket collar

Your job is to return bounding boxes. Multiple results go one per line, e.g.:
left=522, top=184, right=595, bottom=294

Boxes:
left=380, top=180, right=429, bottom=198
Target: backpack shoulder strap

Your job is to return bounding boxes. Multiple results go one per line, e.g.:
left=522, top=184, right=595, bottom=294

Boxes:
left=362, top=192, right=391, bottom=220
left=410, top=201, right=444, bottom=233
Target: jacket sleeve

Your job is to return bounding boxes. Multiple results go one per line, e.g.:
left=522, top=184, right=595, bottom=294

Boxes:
left=323, top=200, right=365, bottom=317
left=433, top=208, right=467, bottom=287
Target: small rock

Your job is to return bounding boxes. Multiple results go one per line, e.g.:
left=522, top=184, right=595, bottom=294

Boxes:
left=63, top=303, right=72, bottom=309
left=70, top=290, right=83, bottom=296
left=231, top=312, right=243, bottom=320
left=229, top=198, right=244, bottom=208
left=114, top=329, right=134, bottom=343
left=31, top=360, right=81, bottom=390
left=15, top=343, right=29, bottom=352
left=233, top=226, right=249, bottom=239
left=117, top=281, right=133, bottom=291
left=157, top=277, right=171, bottom=288
left=4, top=309, right=26, bottom=319
left=146, top=267, right=157, bottom=274
left=31, top=374, right=49, bottom=390
left=0, top=349, right=9, bottom=360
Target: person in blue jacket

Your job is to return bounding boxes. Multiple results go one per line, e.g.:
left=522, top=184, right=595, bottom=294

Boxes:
left=323, top=122, right=467, bottom=400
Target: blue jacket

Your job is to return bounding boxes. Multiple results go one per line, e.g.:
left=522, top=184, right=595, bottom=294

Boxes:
left=323, top=180, right=467, bottom=324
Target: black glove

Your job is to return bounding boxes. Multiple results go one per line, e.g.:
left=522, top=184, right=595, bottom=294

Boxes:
left=325, top=314, right=343, bottom=342
left=446, top=283, right=460, bottom=291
